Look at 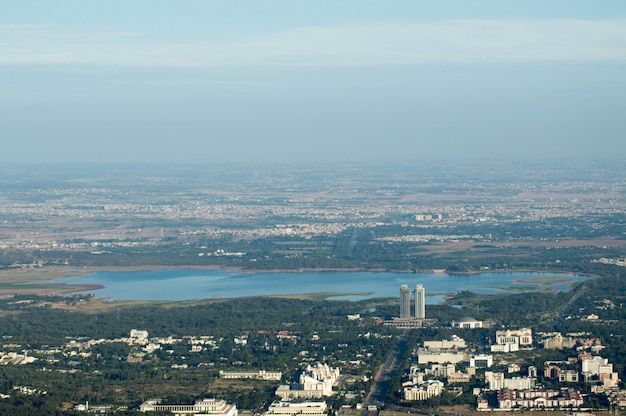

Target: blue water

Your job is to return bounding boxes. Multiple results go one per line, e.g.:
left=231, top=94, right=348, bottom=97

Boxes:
left=48, top=269, right=588, bottom=302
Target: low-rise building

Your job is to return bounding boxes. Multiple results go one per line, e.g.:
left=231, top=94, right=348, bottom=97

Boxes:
left=417, top=349, right=466, bottom=365
left=496, top=328, right=533, bottom=348
left=383, top=317, right=436, bottom=328
left=426, top=363, right=456, bottom=378
left=451, top=317, right=483, bottom=329
left=558, top=370, right=580, bottom=383
left=0, top=351, right=37, bottom=365
left=266, top=400, right=328, bottom=416
left=403, top=380, right=444, bottom=401
left=276, top=364, right=340, bottom=399
left=544, top=365, right=561, bottom=380
left=491, top=376, right=535, bottom=391
left=447, top=372, right=471, bottom=384
left=486, top=372, right=536, bottom=391
left=580, top=356, right=620, bottom=386
left=541, top=333, right=564, bottom=350
left=423, top=336, right=467, bottom=350
left=507, top=363, right=520, bottom=374
left=220, top=370, right=283, bottom=381
left=129, top=329, right=149, bottom=344
left=470, top=354, right=493, bottom=369
left=490, top=343, right=519, bottom=353
left=139, top=398, right=237, bottom=416
left=582, top=355, right=608, bottom=375
left=496, top=388, right=583, bottom=410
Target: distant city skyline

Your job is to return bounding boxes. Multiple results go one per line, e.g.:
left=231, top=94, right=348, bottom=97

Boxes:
left=2, top=1, right=626, bottom=163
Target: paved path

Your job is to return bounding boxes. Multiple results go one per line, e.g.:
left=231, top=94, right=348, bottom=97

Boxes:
left=362, top=330, right=413, bottom=415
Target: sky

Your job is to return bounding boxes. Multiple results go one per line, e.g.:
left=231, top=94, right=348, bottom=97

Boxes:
left=2, top=1, right=626, bottom=164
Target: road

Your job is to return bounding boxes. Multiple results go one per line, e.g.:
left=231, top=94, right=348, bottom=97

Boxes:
left=361, top=329, right=413, bottom=416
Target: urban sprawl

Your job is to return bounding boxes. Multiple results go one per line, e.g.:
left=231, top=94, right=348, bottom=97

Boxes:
left=0, top=162, right=625, bottom=415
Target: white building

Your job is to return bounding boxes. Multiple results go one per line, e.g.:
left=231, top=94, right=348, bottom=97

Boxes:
left=581, top=356, right=608, bottom=375
left=276, top=364, right=340, bottom=399
left=497, top=389, right=583, bottom=410
left=507, top=364, right=520, bottom=374
left=383, top=317, right=433, bottom=328
left=580, top=356, right=620, bottom=387
left=219, top=370, right=283, bottom=381
left=488, top=374, right=535, bottom=391
left=400, top=285, right=411, bottom=318
left=403, top=380, right=444, bottom=401
left=470, top=354, right=493, bottom=368
left=447, top=372, right=471, bottom=383
left=490, top=343, right=519, bottom=353
left=0, top=351, right=37, bottom=365
left=426, top=363, right=456, bottom=378
left=415, top=284, right=425, bottom=319
left=304, top=363, right=340, bottom=385
left=139, top=398, right=237, bottom=416
left=541, top=332, right=564, bottom=350
left=451, top=317, right=483, bottom=329
left=129, top=329, right=149, bottom=344
left=417, top=349, right=466, bottom=365
left=496, top=328, right=533, bottom=347
left=423, top=336, right=466, bottom=350
left=266, top=400, right=328, bottom=416
left=398, top=283, right=426, bottom=320
left=558, top=370, right=580, bottom=383
left=418, top=336, right=467, bottom=365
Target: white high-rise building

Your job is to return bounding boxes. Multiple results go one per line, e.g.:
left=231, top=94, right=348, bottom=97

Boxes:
left=400, top=285, right=411, bottom=318
left=415, top=284, right=425, bottom=319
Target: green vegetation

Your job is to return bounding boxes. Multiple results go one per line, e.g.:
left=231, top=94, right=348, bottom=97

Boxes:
left=0, top=259, right=624, bottom=414
left=0, top=296, right=399, bottom=414
left=1, top=163, right=625, bottom=414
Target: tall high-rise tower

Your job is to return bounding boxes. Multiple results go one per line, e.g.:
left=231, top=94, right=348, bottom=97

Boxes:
left=415, top=284, right=425, bottom=319
left=400, top=284, right=411, bottom=318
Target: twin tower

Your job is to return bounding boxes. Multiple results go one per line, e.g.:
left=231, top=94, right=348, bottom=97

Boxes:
left=400, top=284, right=426, bottom=319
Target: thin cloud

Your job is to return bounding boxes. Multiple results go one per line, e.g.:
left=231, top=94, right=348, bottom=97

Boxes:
left=1, top=19, right=626, bottom=68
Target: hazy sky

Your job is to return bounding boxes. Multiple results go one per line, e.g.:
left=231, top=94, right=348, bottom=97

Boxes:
left=2, top=1, right=626, bottom=163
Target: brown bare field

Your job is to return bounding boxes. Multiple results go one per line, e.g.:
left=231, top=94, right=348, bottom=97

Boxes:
left=0, top=267, right=91, bottom=283
left=0, top=265, right=232, bottom=296
left=0, top=267, right=99, bottom=298
left=209, top=379, right=262, bottom=391
left=207, top=378, right=278, bottom=397
left=0, top=267, right=226, bottom=312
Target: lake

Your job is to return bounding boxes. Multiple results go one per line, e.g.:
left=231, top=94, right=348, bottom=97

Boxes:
left=49, top=269, right=588, bottom=303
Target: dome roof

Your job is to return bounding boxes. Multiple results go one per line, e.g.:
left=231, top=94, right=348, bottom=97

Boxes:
left=455, top=317, right=480, bottom=323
